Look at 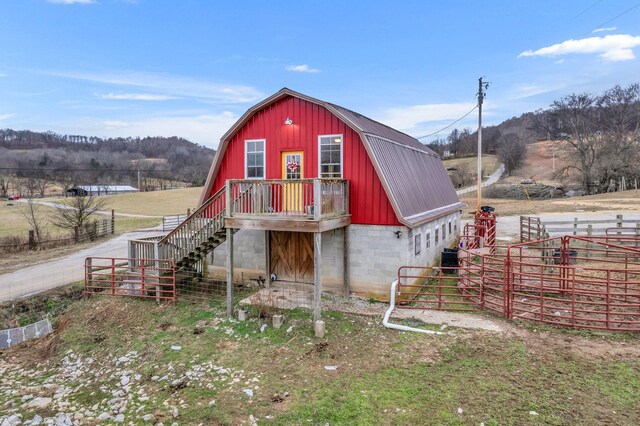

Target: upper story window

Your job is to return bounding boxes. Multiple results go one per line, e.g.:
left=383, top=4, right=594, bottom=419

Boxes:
left=319, top=135, right=343, bottom=178
left=245, top=139, right=265, bottom=179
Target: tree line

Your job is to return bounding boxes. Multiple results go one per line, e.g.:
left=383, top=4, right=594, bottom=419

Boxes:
left=425, top=82, right=639, bottom=194
left=0, top=131, right=215, bottom=197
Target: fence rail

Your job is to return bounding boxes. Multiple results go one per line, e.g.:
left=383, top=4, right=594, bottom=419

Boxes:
left=162, top=214, right=188, bottom=233
left=399, top=235, right=640, bottom=331
left=520, top=214, right=640, bottom=242
left=84, top=257, right=176, bottom=303
left=0, top=217, right=115, bottom=254
left=227, top=179, right=349, bottom=219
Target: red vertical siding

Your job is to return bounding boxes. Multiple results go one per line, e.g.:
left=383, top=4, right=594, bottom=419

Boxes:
left=210, top=96, right=400, bottom=226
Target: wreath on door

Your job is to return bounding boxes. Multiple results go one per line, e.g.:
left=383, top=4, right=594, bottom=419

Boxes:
left=287, top=160, right=299, bottom=173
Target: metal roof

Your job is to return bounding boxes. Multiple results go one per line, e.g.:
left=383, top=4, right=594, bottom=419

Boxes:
left=201, top=88, right=462, bottom=227
left=364, top=135, right=463, bottom=226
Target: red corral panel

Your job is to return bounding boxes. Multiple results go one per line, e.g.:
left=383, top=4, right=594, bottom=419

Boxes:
left=209, top=96, right=400, bottom=225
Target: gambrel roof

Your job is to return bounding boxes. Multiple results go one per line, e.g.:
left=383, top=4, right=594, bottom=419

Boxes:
left=201, top=88, right=463, bottom=227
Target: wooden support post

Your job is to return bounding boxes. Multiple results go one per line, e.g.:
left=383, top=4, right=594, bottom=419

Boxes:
left=111, top=209, right=115, bottom=234
left=343, top=227, right=349, bottom=297
left=225, top=180, right=232, bottom=218
left=587, top=225, right=592, bottom=258
left=28, top=230, right=36, bottom=250
left=617, top=214, right=623, bottom=236
left=313, top=231, right=322, bottom=322
left=265, top=231, right=271, bottom=288
left=313, top=180, right=321, bottom=220
left=573, top=217, right=577, bottom=236
left=86, top=257, right=92, bottom=286
left=226, top=227, right=234, bottom=318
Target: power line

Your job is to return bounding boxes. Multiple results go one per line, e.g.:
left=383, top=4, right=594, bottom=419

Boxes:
left=585, top=2, right=640, bottom=35
left=0, top=167, right=173, bottom=174
left=574, top=0, right=603, bottom=18
left=415, top=105, right=478, bottom=140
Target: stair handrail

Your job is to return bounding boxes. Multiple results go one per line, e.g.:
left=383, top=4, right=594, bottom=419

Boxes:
left=158, top=185, right=227, bottom=246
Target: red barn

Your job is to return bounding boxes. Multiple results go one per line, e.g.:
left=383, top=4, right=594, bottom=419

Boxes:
left=159, top=88, right=462, bottom=313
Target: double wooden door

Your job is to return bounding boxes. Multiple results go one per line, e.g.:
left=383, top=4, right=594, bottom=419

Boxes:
left=269, top=231, right=314, bottom=284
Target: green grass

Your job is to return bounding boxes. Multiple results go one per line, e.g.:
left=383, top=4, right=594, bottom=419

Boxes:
left=7, top=296, right=640, bottom=425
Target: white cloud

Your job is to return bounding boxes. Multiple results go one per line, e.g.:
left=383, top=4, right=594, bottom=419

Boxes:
left=376, top=102, right=477, bottom=131
left=97, top=93, right=176, bottom=101
left=593, top=26, right=616, bottom=33
left=0, top=113, right=16, bottom=121
left=0, top=73, right=6, bottom=78
left=518, top=34, right=640, bottom=62
left=50, top=70, right=263, bottom=104
left=285, top=64, right=321, bottom=73
left=47, top=0, right=95, bottom=4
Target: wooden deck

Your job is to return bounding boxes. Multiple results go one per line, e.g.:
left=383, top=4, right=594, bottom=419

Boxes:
left=225, top=179, right=350, bottom=232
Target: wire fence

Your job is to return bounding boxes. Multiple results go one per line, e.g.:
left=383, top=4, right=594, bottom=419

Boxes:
left=0, top=218, right=115, bottom=254
left=0, top=317, right=53, bottom=349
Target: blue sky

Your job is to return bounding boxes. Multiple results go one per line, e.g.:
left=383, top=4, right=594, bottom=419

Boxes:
left=1, top=0, right=639, bottom=148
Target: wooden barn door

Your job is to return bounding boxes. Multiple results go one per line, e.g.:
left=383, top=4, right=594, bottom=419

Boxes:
left=269, top=231, right=314, bottom=284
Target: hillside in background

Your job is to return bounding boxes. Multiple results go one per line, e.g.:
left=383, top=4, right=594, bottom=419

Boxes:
left=0, top=129, right=215, bottom=187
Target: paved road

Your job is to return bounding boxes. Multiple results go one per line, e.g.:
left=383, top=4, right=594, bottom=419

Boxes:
left=456, top=163, right=505, bottom=196
left=0, top=230, right=164, bottom=302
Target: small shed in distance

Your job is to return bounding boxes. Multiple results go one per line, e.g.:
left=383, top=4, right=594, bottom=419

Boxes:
left=66, top=185, right=139, bottom=197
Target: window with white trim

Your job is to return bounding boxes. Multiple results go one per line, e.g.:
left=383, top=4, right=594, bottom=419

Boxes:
left=426, top=232, right=431, bottom=249
left=415, top=233, right=421, bottom=255
left=245, top=139, right=265, bottom=179
left=435, top=229, right=439, bottom=244
left=319, top=135, right=343, bottom=178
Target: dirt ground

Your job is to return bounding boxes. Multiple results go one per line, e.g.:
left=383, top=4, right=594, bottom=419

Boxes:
left=500, top=139, right=575, bottom=186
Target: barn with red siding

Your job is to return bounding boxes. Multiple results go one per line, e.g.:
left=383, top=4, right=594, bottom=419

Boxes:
left=200, top=88, right=463, bottom=300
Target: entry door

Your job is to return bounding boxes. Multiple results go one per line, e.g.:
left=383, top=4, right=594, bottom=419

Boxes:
left=281, top=151, right=304, bottom=212
left=270, top=231, right=314, bottom=284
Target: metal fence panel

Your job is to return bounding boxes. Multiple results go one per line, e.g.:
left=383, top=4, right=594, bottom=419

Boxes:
left=0, top=317, right=53, bottom=349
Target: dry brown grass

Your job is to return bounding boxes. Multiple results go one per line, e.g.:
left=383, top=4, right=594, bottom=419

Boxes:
left=443, top=154, right=500, bottom=177
left=46, top=187, right=203, bottom=216
left=462, top=189, right=640, bottom=218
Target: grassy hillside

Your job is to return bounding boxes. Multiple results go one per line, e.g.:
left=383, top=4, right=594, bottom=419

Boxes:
left=443, top=155, right=500, bottom=178
left=2, top=297, right=639, bottom=425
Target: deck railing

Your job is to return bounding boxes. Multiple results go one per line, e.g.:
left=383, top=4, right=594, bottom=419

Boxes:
left=227, top=179, right=349, bottom=219
left=129, top=179, right=349, bottom=267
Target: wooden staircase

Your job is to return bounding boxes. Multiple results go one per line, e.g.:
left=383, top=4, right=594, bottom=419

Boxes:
left=157, top=186, right=230, bottom=269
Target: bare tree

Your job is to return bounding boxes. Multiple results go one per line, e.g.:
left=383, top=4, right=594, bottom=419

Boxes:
left=19, top=199, right=47, bottom=242
left=496, top=132, right=527, bottom=175
left=0, top=176, right=13, bottom=198
left=50, top=194, right=107, bottom=231
left=22, top=177, right=40, bottom=199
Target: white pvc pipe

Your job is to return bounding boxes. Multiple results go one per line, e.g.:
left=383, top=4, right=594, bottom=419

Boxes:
left=383, top=280, right=444, bottom=335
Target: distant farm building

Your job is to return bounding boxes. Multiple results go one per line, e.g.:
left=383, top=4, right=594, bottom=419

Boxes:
left=67, top=185, right=139, bottom=196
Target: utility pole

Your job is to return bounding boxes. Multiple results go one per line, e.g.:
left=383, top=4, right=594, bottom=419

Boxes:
left=476, top=77, right=489, bottom=211
left=137, top=161, right=141, bottom=192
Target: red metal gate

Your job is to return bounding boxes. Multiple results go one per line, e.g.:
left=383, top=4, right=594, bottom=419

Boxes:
left=84, top=257, right=176, bottom=303
left=396, top=235, right=640, bottom=331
